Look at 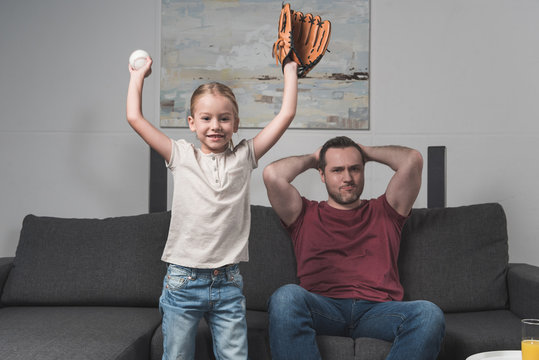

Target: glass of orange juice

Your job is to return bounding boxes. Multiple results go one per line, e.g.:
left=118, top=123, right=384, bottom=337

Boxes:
left=522, top=319, right=539, bottom=360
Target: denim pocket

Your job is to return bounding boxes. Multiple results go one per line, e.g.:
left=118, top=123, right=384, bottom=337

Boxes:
left=166, top=265, right=190, bottom=291
left=229, top=268, right=244, bottom=290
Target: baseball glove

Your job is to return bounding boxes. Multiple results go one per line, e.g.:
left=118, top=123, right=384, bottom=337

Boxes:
left=272, top=3, right=331, bottom=78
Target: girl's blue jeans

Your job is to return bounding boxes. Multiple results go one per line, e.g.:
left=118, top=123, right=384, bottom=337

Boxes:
left=268, top=284, right=445, bottom=360
left=159, top=264, right=248, bottom=360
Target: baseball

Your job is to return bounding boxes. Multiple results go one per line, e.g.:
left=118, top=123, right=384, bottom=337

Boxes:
left=129, top=49, right=151, bottom=70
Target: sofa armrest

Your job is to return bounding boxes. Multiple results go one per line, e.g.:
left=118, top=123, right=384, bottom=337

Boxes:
left=0, top=257, right=14, bottom=299
left=508, top=263, right=539, bottom=318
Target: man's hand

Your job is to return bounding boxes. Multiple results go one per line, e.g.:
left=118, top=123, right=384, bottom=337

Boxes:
left=263, top=151, right=318, bottom=226
left=361, top=145, right=423, bottom=216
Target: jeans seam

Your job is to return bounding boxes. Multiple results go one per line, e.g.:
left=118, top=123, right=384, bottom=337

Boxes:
left=311, top=309, right=347, bottom=324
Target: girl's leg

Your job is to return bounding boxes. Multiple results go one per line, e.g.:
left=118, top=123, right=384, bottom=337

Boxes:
left=205, top=264, right=248, bottom=360
left=159, top=265, right=207, bottom=360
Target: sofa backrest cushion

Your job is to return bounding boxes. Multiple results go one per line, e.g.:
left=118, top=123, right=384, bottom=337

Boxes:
left=398, top=203, right=508, bottom=312
left=1, top=212, right=170, bottom=306
left=240, top=205, right=299, bottom=311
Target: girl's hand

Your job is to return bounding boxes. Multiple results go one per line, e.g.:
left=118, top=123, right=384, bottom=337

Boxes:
left=129, top=56, right=153, bottom=79
left=282, top=59, right=298, bottom=78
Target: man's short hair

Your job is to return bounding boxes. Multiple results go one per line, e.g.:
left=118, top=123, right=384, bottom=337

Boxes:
left=318, top=136, right=365, bottom=171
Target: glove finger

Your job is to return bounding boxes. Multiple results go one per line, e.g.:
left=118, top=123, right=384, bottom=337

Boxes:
left=291, top=11, right=304, bottom=47
left=307, top=15, right=321, bottom=48
left=301, top=13, right=314, bottom=46
left=274, top=3, right=292, bottom=66
left=289, top=10, right=304, bottom=66
left=315, top=19, right=331, bottom=55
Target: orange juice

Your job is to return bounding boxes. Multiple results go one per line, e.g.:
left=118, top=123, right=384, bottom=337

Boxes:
left=522, top=339, right=539, bottom=360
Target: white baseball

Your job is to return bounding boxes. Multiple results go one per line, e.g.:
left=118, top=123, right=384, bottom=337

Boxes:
left=129, top=49, right=151, bottom=70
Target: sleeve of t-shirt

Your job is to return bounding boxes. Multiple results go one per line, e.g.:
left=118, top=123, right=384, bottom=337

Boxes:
left=379, top=193, right=409, bottom=228
left=235, top=138, right=258, bottom=170
left=283, top=197, right=310, bottom=246
left=166, top=138, right=190, bottom=171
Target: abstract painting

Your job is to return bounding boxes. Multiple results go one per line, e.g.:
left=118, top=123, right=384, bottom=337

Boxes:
left=160, top=0, right=369, bottom=129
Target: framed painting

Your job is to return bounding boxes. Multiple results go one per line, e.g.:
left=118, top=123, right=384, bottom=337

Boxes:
left=160, top=0, right=369, bottom=129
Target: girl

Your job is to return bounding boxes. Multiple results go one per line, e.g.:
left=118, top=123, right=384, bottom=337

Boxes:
left=126, top=56, right=298, bottom=360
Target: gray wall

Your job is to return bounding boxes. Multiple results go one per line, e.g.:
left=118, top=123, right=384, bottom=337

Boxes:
left=1, top=0, right=539, bottom=266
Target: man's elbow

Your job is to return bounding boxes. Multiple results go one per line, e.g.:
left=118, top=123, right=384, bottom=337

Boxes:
left=412, top=149, right=423, bottom=166
left=263, top=164, right=278, bottom=188
left=409, top=149, right=424, bottom=174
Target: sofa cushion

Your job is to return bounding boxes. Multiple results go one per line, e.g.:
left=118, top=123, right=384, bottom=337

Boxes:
left=439, top=310, right=521, bottom=360
left=354, top=337, right=392, bottom=360
left=240, top=205, right=299, bottom=311
left=398, top=203, right=508, bottom=312
left=0, top=306, right=162, bottom=360
left=1, top=212, right=170, bottom=306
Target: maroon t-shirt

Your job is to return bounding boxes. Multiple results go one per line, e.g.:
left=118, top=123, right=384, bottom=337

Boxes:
left=286, top=194, right=408, bottom=302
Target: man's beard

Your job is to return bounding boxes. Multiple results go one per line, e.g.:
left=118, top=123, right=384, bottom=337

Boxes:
left=326, top=184, right=362, bottom=205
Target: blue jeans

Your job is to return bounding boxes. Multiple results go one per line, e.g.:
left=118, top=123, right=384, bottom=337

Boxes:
left=159, top=264, right=248, bottom=360
left=268, top=284, right=445, bottom=360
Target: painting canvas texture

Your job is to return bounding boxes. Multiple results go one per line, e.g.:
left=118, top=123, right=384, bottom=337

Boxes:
left=160, top=0, right=369, bottom=129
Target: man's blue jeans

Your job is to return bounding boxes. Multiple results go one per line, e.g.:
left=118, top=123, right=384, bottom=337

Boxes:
left=159, top=264, right=248, bottom=360
left=268, top=284, right=445, bottom=360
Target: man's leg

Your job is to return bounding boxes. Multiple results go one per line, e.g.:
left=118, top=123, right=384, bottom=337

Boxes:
left=268, top=284, right=351, bottom=360
left=352, top=300, right=445, bottom=360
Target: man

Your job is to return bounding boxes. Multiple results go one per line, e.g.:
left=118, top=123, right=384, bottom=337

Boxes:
left=262, top=136, right=445, bottom=360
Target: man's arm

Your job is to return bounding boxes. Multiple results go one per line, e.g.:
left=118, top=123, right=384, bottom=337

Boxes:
left=263, top=151, right=318, bottom=226
left=361, top=145, right=423, bottom=216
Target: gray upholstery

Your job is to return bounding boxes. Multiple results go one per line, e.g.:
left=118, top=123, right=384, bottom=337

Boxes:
left=239, top=205, right=299, bottom=311
left=1, top=203, right=539, bottom=360
left=1, top=212, right=170, bottom=306
left=399, top=203, right=509, bottom=312
left=440, top=310, right=521, bottom=360
left=0, top=306, right=161, bottom=360
left=508, top=263, right=539, bottom=318
left=354, top=338, right=392, bottom=360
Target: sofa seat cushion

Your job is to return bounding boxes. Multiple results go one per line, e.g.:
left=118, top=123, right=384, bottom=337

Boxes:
left=439, top=310, right=521, bottom=360
left=1, top=212, right=170, bottom=306
left=0, top=306, right=161, bottom=360
left=317, top=336, right=355, bottom=359
left=354, top=337, right=392, bottom=360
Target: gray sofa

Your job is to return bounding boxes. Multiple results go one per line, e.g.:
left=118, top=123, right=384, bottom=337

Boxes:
left=1, top=203, right=539, bottom=360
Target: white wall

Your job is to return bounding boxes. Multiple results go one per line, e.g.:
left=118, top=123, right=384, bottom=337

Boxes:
left=1, top=0, right=538, bottom=266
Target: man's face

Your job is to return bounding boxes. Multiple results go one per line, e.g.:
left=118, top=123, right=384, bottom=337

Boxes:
left=320, top=147, right=365, bottom=210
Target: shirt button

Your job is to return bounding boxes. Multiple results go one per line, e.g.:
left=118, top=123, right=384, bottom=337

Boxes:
left=212, top=157, right=215, bottom=161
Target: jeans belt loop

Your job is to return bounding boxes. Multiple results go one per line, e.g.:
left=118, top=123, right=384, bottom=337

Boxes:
left=226, top=264, right=236, bottom=281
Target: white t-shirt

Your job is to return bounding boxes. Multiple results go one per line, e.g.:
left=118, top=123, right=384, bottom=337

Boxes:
left=161, top=138, right=257, bottom=268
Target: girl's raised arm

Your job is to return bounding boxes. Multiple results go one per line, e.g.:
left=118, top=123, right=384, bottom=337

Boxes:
left=126, top=57, right=172, bottom=163
left=252, top=60, right=298, bottom=161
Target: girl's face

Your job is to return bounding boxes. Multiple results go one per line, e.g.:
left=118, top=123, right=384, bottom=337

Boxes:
left=188, top=93, right=239, bottom=154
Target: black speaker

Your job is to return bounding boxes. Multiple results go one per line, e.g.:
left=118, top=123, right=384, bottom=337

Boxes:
left=427, top=146, right=446, bottom=208
left=149, top=147, right=167, bottom=213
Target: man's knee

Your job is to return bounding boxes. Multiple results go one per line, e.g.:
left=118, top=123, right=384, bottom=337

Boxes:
left=268, top=284, right=305, bottom=314
left=414, top=300, right=445, bottom=336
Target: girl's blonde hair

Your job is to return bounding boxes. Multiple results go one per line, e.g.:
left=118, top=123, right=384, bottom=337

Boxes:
left=190, top=82, right=239, bottom=123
